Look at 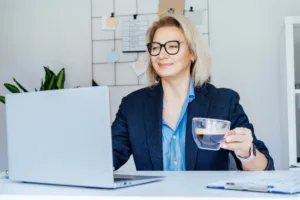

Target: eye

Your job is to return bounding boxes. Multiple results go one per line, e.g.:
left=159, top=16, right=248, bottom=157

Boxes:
left=168, top=45, right=178, bottom=49
left=167, top=41, right=179, bottom=49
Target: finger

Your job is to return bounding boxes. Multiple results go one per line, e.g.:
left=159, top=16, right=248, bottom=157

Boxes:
left=221, top=142, right=246, bottom=151
left=229, top=128, right=251, bottom=136
left=226, top=130, right=236, bottom=136
left=224, top=130, right=234, bottom=139
left=225, top=135, right=249, bottom=143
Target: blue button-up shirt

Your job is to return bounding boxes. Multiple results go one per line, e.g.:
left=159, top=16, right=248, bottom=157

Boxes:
left=162, top=78, right=195, bottom=171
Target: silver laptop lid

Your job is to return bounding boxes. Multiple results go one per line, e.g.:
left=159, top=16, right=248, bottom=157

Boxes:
left=6, top=86, right=114, bottom=188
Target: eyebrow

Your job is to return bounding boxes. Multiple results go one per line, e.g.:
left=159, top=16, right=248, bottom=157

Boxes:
left=151, top=40, right=182, bottom=43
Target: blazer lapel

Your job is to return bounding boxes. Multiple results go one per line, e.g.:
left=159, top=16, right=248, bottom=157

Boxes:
left=185, top=85, right=210, bottom=170
left=144, top=83, right=163, bottom=170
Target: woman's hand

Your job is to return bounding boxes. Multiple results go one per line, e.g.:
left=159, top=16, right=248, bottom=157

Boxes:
left=220, top=128, right=253, bottom=158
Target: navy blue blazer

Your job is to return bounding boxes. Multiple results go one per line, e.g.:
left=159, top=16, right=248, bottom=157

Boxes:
left=111, top=82, right=275, bottom=171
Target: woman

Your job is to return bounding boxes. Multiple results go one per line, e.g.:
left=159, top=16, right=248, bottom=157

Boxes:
left=111, top=14, right=274, bottom=171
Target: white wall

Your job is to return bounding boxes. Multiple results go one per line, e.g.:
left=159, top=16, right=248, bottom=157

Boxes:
left=209, top=0, right=300, bottom=170
left=0, top=0, right=92, bottom=171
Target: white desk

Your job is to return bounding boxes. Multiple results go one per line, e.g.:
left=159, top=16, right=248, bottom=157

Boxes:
left=0, top=171, right=298, bottom=198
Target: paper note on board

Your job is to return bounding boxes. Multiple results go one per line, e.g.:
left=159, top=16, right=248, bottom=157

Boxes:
left=131, top=56, right=147, bottom=76
left=107, top=51, right=120, bottom=63
left=158, top=0, right=184, bottom=16
left=102, top=16, right=118, bottom=30
left=122, top=16, right=148, bottom=52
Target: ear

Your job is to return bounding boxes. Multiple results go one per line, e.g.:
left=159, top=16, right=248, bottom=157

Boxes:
left=190, top=50, right=196, bottom=62
left=191, top=55, right=196, bottom=63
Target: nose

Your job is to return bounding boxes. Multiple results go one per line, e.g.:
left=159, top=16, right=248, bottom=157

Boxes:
left=158, top=46, right=169, bottom=59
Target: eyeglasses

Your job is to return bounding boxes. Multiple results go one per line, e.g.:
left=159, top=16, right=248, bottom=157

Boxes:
left=146, top=40, right=183, bottom=56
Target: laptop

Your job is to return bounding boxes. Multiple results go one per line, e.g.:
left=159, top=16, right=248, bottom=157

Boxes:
left=5, top=86, right=163, bottom=188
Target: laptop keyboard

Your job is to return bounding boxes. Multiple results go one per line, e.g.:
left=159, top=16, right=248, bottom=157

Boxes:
left=114, top=174, right=161, bottom=182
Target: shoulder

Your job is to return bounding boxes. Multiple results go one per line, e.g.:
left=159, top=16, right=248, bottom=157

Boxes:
left=201, top=82, right=240, bottom=105
left=119, top=86, right=153, bottom=107
left=124, top=86, right=152, bottom=99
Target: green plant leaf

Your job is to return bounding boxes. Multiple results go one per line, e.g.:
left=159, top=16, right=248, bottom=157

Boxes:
left=47, top=76, right=55, bottom=90
left=40, top=79, right=45, bottom=91
left=4, top=83, right=20, bottom=93
left=13, top=78, right=28, bottom=92
left=44, top=66, right=55, bottom=81
left=43, top=66, right=55, bottom=89
left=55, top=68, right=65, bottom=89
left=0, top=96, right=5, bottom=104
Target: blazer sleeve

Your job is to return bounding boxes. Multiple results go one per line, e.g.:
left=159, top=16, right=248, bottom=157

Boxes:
left=228, top=91, right=275, bottom=170
left=111, top=97, right=132, bottom=170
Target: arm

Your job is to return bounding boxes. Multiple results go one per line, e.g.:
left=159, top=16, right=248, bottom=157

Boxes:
left=111, top=97, right=132, bottom=170
left=222, top=92, right=274, bottom=171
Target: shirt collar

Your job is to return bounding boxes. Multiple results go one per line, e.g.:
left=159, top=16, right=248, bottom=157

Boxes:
left=188, top=77, right=195, bottom=102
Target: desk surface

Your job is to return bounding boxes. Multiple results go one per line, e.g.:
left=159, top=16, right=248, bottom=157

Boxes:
left=0, top=171, right=298, bottom=198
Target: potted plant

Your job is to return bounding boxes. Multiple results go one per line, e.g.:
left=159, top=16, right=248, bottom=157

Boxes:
left=0, top=66, right=65, bottom=104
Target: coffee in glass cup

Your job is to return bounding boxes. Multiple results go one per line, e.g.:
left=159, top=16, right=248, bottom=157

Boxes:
left=192, top=118, right=231, bottom=150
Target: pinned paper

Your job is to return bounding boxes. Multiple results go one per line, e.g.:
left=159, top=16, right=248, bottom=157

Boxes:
left=131, top=56, right=147, bottom=76
left=158, top=0, right=184, bottom=16
left=122, top=16, right=148, bottom=52
left=107, top=50, right=120, bottom=63
left=102, top=15, right=118, bottom=30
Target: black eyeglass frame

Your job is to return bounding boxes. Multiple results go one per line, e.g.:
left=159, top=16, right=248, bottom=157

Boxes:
left=146, top=40, right=183, bottom=56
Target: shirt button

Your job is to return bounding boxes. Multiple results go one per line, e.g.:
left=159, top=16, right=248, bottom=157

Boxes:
left=173, top=135, right=177, bottom=140
left=174, top=161, right=177, bottom=166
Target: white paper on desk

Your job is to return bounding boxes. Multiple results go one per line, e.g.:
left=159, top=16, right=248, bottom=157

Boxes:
left=122, top=16, right=148, bottom=52
left=207, top=171, right=300, bottom=194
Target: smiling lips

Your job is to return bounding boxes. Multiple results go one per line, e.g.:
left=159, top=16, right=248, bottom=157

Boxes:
left=158, top=63, right=173, bottom=68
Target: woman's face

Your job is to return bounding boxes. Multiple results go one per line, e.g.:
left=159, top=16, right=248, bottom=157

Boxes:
left=149, top=26, right=194, bottom=80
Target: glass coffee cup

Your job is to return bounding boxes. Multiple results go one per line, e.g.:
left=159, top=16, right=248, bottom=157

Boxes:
left=192, top=118, right=231, bottom=151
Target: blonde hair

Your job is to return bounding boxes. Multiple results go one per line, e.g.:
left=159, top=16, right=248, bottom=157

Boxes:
left=145, top=13, right=211, bottom=87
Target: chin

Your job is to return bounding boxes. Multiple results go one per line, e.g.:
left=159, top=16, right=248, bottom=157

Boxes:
left=155, top=66, right=176, bottom=75
left=157, top=71, right=181, bottom=80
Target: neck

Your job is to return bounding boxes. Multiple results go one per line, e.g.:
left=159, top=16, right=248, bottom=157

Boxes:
left=161, top=72, right=191, bottom=104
